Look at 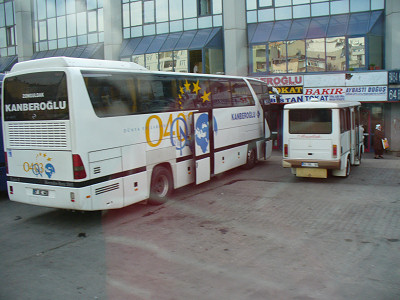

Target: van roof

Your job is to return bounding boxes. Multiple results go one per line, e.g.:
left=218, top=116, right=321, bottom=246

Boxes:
left=284, top=101, right=361, bottom=109
left=9, top=57, right=147, bottom=73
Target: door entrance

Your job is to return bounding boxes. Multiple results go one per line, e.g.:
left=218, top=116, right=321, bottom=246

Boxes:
left=189, top=50, right=202, bottom=73
left=193, top=111, right=214, bottom=184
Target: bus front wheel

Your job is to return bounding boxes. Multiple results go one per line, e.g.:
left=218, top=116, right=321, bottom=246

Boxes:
left=149, top=166, right=173, bottom=205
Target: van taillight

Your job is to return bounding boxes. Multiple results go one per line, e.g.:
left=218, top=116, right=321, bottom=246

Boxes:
left=73, top=154, right=87, bottom=179
left=4, top=152, right=8, bottom=174
left=284, top=144, right=288, bottom=157
left=333, top=145, right=337, bottom=158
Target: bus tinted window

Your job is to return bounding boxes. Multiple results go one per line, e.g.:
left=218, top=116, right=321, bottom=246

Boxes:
left=209, top=79, right=231, bottom=108
left=137, top=76, right=180, bottom=113
left=231, top=79, right=254, bottom=106
left=83, top=72, right=181, bottom=117
left=84, top=72, right=256, bottom=117
left=3, top=72, right=69, bottom=121
left=249, top=80, right=270, bottom=106
left=289, top=109, right=332, bottom=134
left=175, top=78, right=211, bottom=110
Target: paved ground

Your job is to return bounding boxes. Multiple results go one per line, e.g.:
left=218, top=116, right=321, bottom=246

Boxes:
left=1, top=150, right=399, bottom=300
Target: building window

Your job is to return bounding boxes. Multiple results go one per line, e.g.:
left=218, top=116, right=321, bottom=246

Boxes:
left=259, top=0, right=273, bottom=8
left=252, top=45, right=267, bottom=73
left=326, top=37, right=346, bottom=71
left=269, top=41, right=287, bottom=74
left=287, top=40, right=305, bottom=73
left=6, top=26, right=15, bottom=46
left=306, top=38, right=326, bottom=72
left=348, top=37, right=366, bottom=69
left=33, top=0, right=103, bottom=52
left=145, top=53, right=159, bottom=70
left=199, top=0, right=212, bottom=16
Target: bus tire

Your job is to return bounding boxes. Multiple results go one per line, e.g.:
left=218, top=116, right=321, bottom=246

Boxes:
left=243, top=147, right=257, bottom=169
left=345, top=157, right=351, bottom=177
left=148, top=166, right=173, bottom=205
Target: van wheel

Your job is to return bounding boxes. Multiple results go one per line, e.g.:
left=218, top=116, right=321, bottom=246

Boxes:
left=244, top=147, right=257, bottom=169
left=149, top=166, right=173, bottom=205
left=345, top=157, right=351, bottom=177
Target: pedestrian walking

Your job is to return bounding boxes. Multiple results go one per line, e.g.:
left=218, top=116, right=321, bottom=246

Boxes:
left=373, top=124, right=385, bottom=159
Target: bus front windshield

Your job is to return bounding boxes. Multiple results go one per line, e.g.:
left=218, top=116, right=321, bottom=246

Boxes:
left=289, top=109, right=332, bottom=134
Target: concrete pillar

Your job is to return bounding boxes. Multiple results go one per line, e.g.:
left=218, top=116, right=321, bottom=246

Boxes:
left=14, top=0, right=33, bottom=62
left=222, top=0, right=248, bottom=76
left=385, top=0, right=400, bottom=69
left=103, top=0, right=123, bottom=61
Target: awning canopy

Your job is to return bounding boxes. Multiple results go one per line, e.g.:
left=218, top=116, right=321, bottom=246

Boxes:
left=31, top=43, right=104, bottom=60
left=0, top=55, right=18, bottom=73
left=120, top=28, right=223, bottom=58
left=248, top=11, right=384, bottom=44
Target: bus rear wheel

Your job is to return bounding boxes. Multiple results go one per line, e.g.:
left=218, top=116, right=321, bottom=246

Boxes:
left=345, top=157, right=351, bottom=177
left=149, top=166, right=173, bottom=205
left=243, top=147, right=257, bottom=170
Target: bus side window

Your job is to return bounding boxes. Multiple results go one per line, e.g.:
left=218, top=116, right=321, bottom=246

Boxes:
left=209, top=79, right=231, bottom=108
left=181, top=78, right=211, bottom=110
left=137, top=79, right=154, bottom=113
left=231, top=79, right=254, bottom=107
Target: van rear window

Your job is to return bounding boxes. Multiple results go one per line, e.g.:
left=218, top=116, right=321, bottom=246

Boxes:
left=289, top=109, right=332, bottom=134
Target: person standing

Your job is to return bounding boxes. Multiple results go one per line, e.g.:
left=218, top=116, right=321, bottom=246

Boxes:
left=373, top=124, right=385, bottom=159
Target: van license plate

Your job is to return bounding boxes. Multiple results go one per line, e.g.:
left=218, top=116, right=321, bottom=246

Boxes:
left=33, top=189, right=49, bottom=196
left=301, top=162, right=318, bottom=167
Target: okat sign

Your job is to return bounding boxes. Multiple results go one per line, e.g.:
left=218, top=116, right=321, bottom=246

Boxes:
left=271, top=86, right=303, bottom=94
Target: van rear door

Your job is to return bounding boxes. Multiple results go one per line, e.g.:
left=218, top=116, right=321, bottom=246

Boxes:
left=287, top=108, right=333, bottom=160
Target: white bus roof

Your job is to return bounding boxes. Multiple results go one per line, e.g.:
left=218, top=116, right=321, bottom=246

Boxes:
left=9, top=57, right=147, bottom=73
left=284, top=101, right=361, bottom=110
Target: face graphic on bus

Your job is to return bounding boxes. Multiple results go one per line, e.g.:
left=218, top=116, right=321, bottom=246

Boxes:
left=195, top=113, right=209, bottom=153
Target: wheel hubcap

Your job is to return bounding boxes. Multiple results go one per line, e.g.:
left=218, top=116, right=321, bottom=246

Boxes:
left=155, top=175, right=168, bottom=197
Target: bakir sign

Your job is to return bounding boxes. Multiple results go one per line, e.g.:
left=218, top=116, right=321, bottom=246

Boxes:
left=255, top=75, right=303, bottom=86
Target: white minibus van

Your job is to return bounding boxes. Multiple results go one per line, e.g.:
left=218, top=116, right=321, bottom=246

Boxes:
left=282, top=100, right=364, bottom=178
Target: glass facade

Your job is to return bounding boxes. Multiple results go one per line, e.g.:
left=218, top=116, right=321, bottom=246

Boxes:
left=32, top=0, right=104, bottom=52
left=121, top=0, right=224, bottom=74
left=0, top=0, right=16, bottom=58
left=122, top=0, right=222, bottom=38
left=248, top=0, right=384, bottom=74
left=246, top=0, right=384, bottom=22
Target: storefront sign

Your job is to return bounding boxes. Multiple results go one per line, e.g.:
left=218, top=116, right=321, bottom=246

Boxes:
left=256, top=75, right=303, bottom=86
left=270, top=94, right=339, bottom=103
left=304, top=74, right=344, bottom=87
left=388, top=88, right=400, bottom=101
left=345, top=86, right=387, bottom=102
left=388, top=71, right=400, bottom=84
left=345, top=72, right=387, bottom=86
left=303, top=87, right=346, bottom=101
left=271, top=86, right=303, bottom=94
left=270, top=95, right=304, bottom=103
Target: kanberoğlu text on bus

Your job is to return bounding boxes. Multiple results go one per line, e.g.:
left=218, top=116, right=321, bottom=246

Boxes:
left=282, top=100, right=364, bottom=179
left=2, top=57, right=274, bottom=211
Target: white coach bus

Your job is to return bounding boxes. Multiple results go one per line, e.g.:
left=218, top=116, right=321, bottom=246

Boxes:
left=2, top=57, right=273, bottom=210
left=282, top=100, right=364, bottom=178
